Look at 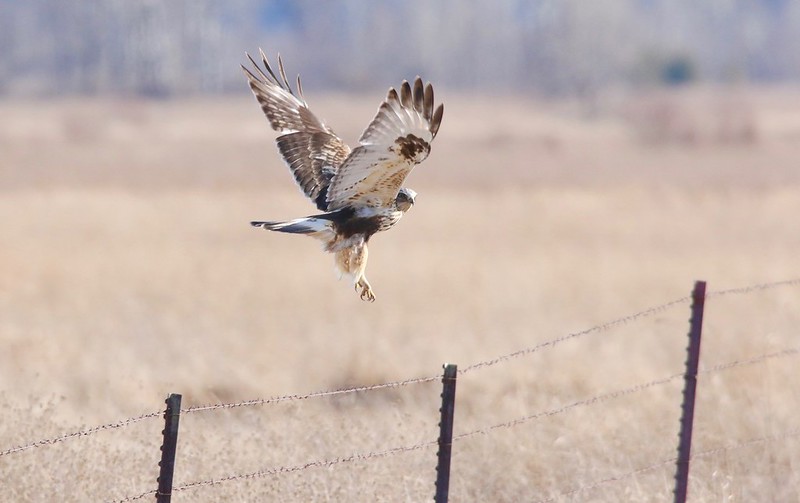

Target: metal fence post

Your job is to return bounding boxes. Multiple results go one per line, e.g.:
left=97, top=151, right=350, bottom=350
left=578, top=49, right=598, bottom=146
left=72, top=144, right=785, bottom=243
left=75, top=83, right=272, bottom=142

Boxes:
left=434, top=363, right=458, bottom=503
left=156, top=393, right=182, bottom=503
left=674, top=281, right=706, bottom=503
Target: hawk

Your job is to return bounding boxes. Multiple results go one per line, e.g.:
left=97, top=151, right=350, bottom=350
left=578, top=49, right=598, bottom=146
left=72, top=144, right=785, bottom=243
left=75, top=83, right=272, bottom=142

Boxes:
left=243, top=50, right=444, bottom=302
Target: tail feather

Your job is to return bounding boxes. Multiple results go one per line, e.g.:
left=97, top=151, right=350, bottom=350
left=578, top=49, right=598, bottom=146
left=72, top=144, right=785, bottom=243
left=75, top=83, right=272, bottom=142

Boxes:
left=251, top=217, right=336, bottom=244
left=251, top=218, right=317, bottom=234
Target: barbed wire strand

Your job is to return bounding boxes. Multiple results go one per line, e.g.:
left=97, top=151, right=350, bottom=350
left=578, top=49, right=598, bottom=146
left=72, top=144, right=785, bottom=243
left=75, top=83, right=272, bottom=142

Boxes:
left=706, top=278, right=800, bottom=299
left=460, top=277, right=800, bottom=376
left=457, top=373, right=683, bottom=440
left=108, top=439, right=439, bottom=502
left=109, top=488, right=156, bottom=503
left=533, top=428, right=800, bottom=503
left=182, top=374, right=440, bottom=414
left=109, top=347, right=799, bottom=502
left=0, top=410, right=162, bottom=458
left=454, top=346, right=800, bottom=443
left=459, top=296, right=692, bottom=375
left=701, top=347, right=799, bottom=374
left=0, top=377, right=441, bottom=459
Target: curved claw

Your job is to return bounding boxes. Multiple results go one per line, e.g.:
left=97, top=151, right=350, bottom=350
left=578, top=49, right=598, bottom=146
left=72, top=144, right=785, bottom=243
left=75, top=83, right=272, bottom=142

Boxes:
left=356, top=280, right=375, bottom=302
left=360, top=288, right=376, bottom=302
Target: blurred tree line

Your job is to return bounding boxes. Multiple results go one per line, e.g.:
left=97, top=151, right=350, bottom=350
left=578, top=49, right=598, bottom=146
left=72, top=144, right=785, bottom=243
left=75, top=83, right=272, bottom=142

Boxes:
left=1, top=0, right=799, bottom=97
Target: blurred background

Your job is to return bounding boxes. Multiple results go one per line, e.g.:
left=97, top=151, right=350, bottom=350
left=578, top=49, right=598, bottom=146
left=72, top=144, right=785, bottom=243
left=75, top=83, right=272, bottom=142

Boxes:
left=2, top=1, right=799, bottom=501
left=4, top=0, right=800, bottom=96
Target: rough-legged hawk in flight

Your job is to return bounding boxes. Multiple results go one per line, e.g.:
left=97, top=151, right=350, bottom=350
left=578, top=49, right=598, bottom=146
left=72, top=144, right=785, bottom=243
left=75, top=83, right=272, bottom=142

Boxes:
left=243, top=50, right=444, bottom=302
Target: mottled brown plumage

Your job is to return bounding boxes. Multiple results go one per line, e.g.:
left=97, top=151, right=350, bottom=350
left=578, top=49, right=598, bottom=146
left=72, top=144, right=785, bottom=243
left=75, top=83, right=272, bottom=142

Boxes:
left=244, top=50, right=443, bottom=301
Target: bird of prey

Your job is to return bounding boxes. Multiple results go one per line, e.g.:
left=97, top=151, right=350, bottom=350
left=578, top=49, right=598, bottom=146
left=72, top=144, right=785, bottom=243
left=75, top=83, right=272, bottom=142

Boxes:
left=243, top=50, right=444, bottom=302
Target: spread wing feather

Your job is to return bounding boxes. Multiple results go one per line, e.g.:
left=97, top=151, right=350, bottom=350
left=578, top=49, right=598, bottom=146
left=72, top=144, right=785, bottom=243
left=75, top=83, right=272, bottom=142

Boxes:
left=326, top=77, right=444, bottom=210
left=242, top=50, right=350, bottom=211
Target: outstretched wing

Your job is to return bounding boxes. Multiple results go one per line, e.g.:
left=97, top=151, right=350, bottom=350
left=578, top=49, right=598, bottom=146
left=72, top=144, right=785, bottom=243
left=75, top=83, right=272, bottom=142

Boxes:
left=325, top=78, right=444, bottom=210
left=242, top=50, right=351, bottom=211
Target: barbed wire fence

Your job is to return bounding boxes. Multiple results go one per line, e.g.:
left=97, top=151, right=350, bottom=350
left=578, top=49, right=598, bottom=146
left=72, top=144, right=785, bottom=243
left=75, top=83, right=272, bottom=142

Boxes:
left=1, top=277, right=798, bottom=502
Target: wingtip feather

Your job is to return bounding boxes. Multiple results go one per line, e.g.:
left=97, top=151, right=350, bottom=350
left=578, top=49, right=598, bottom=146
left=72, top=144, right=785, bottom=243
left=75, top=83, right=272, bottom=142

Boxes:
left=412, top=77, right=424, bottom=114
left=430, top=103, right=444, bottom=138
left=400, top=81, right=412, bottom=108
left=423, top=83, right=434, bottom=120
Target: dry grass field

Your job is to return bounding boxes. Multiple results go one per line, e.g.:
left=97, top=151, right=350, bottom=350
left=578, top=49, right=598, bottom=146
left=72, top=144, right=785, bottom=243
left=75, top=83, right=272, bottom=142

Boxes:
left=1, top=88, right=799, bottom=501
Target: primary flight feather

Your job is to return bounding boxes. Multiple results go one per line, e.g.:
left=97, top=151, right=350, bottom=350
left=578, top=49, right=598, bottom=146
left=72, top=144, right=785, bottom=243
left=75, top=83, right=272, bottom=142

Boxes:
left=243, top=50, right=444, bottom=301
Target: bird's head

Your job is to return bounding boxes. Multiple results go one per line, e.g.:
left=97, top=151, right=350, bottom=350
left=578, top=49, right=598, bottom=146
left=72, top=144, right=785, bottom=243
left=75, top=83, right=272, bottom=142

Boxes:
left=396, top=188, right=417, bottom=212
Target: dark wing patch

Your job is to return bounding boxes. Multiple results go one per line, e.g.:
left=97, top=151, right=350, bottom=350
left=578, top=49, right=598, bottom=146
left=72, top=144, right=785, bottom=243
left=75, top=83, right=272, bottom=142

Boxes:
left=394, top=134, right=431, bottom=162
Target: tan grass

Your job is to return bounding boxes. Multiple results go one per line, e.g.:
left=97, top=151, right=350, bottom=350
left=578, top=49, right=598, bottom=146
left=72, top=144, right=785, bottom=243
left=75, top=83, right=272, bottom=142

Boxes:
left=1, top=90, right=799, bottom=501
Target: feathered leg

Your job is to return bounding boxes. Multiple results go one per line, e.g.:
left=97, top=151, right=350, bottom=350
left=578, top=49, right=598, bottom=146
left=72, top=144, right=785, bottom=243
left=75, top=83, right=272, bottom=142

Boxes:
left=334, top=238, right=375, bottom=302
left=354, top=242, right=375, bottom=302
